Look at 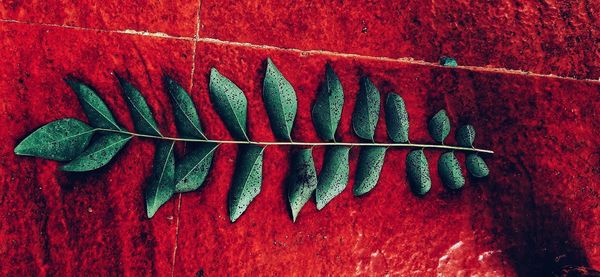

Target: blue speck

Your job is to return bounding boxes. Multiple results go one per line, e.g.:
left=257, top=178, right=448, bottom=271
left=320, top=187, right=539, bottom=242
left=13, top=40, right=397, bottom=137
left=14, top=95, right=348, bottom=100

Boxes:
left=439, top=57, right=458, bottom=67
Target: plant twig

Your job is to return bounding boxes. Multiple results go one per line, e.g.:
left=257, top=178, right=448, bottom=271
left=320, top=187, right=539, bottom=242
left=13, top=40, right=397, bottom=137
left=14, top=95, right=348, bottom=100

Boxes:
left=97, top=128, right=494, bottom=154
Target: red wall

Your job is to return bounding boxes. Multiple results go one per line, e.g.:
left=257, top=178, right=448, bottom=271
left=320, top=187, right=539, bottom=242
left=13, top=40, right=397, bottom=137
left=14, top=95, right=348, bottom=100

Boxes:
left=0, top=1, right=598, bottom=275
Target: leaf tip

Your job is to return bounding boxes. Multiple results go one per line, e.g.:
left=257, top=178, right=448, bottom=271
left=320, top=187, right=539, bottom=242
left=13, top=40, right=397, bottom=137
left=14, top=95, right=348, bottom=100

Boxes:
left=353, top=186, right=367, bottom=197
left=13, top=142, right=25, bottom=156
left=325, top=62, right=333, bottom=72
left=146, top=202, right=158, bottom=219
left=386, top=92, right=398, bottom=102
left=162, top=74, right=175, bottom=86
left=63, top=77, right=78, bottom=88
left=315, top=194, right=328, bottom=210
left=265, top=57, right=279, bottom=76
left=113, top=71, right=124, bottom=82
left=229, top=210, right=240, bottom=223
left=359, top=76, right=371, bottom=87
left=163, top=75, right=181, bottom=97
left=114, top=72, right=132, bottom=91
left=146, top=209, right=156, bottom=219
left=209, top=67, right=220, bottom=78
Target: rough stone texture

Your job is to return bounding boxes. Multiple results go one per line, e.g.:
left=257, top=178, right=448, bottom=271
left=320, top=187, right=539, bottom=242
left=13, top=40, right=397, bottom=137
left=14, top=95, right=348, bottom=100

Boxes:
left=200, top=0, right=600, bottom=79
left=0, top=3, right=599, bottom=276
left=170, top=41, right=599, bottom=276
left=0, top=23, right=194, bottom=275
left=0, top=0, right=198, bottom=36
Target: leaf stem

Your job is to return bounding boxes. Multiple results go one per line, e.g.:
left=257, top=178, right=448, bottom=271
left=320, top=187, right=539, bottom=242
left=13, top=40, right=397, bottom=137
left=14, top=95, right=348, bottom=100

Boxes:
left=96, top=128, right=494, bottom=154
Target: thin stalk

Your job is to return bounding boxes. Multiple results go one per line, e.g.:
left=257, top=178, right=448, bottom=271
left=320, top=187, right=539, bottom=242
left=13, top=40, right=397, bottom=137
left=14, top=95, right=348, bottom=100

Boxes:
left=96, top=128, right=494, bottom=154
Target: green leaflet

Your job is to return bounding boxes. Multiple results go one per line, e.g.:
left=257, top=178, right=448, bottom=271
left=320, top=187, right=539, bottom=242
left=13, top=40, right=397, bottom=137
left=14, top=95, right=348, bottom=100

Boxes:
left=466, top=154, right=489, bottom=178
left=352, top=77, right=380, bottom=141
left=456, top=125, right=475, bottom=147
left=312, top=64, right=344, bottom=141
left=164, top=76, right=206, bottom=140
left=146, top=141, right=176, bottom=218
left=385, top=93, right=409, bottom=143
left=209, top=68, right=249, bottom=141
left=316, top=146, right=350, bottom=210
left=65, top=79, right=122, bottom=130
left=174, top=143, right=218, bottom=193
left=438, top=152, right=465, bottom=190
left=354, top=147, right=386, bottom=196
left=428, top=109, right=450, bottom=143
left=61, top=133, right=132, bottom=172
left=14, top=118, right=94, bottom=161
left=288, top=149, right=317, bottom=222
left=229, top=145, right=264, bottom=222
left=116, top=75, right=162, bottom=137
left=406, top=150, right=431, bottom=196
left=263, top=58, right=297, bottom=141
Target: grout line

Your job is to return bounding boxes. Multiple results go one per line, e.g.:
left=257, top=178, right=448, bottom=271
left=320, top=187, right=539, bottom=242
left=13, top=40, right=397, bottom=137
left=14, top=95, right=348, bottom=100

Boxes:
left=170, top=1, right=202, bottom=275
left=2, top=18, right=599, bottom=84
left=188, top=0, right=203, bottom=93
left=197, top=37, right=600, bottom=84
left=171, top=194, right=183, bottom=277
left=0, top=19, right=195, bottom=41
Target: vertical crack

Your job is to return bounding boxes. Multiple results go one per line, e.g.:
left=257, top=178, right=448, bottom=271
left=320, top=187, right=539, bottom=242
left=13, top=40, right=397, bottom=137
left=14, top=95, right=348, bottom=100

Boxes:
left=171, top=1, right=202, bottom=275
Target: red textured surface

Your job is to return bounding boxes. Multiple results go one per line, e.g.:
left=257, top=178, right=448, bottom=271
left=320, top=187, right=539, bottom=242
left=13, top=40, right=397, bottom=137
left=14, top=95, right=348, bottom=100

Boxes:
left=199, top=0, right=600, bottom=79
left=1, top=2, right=599, bottom=276
left=0, top=0, right=198, bottom=36
left=0, top=23, right=194, bottom=275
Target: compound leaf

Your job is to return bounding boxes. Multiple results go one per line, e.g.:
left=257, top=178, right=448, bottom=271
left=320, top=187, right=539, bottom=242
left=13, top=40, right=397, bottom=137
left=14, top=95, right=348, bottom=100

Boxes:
left=146, top=141, right=176, bottom=218
left=428, top=109, right=450, bottom=143
left=316, top=146, right=350, bottom=210
left=438, top=152, right=465, bottom=190
left=312, top=64, right=344, bottom=141
left=164, top=76, right=206, bottom=139
left=354, top=146, right=386, bottom=196
left=174, top=143, right=218, bottom=193
left=61, top=133, right=131, bottom=172
left=116, top=75, right=162, bottom=136
left=209, top=68, right=249, bottom=141
left=352, top=77, right=380, bottom=141
left=406, top=150, right=431, bottom=196
left=466, top=154, right=489, bottom=178
left=385, top=92, right=409, bottom=143
left=288, top=148, right=317, bottom=222
left=229, top=145, right=264, bottom=222
left=456, top=125, right=475, bottom=147
left=263, top=58, right=297, bottom=141
left=65, top=79, right=122, bottom=130
left=14, top=118, right=94, bottom=161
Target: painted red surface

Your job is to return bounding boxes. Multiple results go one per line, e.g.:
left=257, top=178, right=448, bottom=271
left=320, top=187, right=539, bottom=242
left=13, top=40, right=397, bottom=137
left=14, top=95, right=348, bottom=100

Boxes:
left=0, top=24, right=192, bottom=276
left=0, top=0, right=198, bottom=36
left=199, top=0, right=600, bottom=80
left=0, top=2, right=599, bottom=276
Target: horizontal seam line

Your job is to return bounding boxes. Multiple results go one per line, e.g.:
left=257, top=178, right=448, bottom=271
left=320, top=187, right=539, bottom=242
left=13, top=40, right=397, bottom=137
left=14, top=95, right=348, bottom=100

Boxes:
left=198, top=38, right=600, bottom=84
left=1, top=18, right=598, bottom=84
left=0, top=19, right=194, bottom=41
